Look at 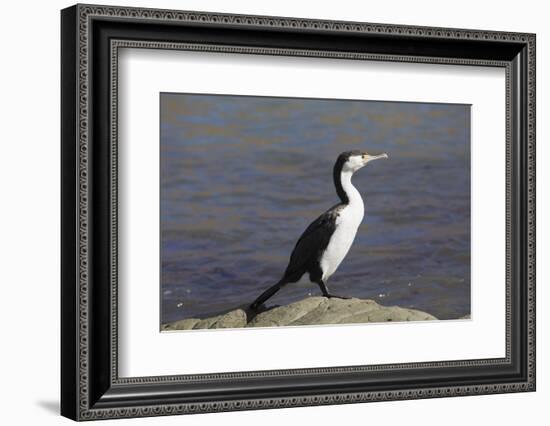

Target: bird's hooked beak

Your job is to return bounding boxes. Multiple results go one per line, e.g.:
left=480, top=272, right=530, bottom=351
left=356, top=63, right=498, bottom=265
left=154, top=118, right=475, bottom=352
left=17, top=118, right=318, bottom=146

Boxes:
left=362, top=152, right=388, bottom=164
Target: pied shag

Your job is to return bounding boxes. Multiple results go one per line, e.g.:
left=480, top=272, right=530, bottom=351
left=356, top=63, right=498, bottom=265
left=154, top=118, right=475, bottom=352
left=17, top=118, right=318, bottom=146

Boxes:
left=250, top=150, right=388, bottom=310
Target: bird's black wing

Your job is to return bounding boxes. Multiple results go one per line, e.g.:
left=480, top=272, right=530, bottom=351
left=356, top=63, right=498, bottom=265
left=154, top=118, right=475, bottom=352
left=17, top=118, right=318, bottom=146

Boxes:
left=283, top=204, right=343, bottom=279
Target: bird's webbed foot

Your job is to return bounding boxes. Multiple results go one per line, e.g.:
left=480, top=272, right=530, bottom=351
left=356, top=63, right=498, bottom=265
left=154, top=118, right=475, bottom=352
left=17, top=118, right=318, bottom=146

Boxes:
left=315, top=280, right=351, bottom=300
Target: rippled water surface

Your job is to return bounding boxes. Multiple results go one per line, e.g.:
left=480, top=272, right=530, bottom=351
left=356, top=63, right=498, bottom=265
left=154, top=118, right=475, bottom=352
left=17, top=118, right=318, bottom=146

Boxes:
left=160, top=93, right=470, bottom=324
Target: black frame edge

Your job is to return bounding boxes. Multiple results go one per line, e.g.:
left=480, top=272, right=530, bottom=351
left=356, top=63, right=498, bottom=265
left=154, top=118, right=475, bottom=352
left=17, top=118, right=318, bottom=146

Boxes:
left=61, top=4, right=79, bottom=421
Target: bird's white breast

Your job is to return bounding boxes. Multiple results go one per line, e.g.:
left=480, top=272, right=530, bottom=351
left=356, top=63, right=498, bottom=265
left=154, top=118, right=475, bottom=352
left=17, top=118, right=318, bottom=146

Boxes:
left=320, top=202, right=364, bottom=281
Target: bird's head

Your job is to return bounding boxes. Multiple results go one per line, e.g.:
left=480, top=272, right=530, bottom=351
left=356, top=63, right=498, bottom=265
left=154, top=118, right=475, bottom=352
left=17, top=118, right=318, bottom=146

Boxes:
left=338, top=150, right=388, bottom=173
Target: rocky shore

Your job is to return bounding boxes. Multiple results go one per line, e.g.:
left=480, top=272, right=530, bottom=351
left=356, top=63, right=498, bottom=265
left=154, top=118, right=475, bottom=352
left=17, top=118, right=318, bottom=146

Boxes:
left=162, top=296, right=438, bottom=331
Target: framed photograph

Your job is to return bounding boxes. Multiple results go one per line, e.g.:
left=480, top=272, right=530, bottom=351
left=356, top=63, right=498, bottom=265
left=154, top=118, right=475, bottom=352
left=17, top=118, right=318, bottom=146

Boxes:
left=61, top=4, right=536, bottom=421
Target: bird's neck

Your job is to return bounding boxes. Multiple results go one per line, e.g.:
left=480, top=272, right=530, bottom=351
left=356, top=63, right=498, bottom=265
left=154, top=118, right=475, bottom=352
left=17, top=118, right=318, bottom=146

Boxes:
left=336, top=170, right=364, bottom=209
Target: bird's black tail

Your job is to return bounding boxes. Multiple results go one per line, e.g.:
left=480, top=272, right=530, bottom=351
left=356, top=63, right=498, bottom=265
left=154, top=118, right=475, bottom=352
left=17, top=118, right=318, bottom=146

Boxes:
left=250, top=279, right=288, bottom=310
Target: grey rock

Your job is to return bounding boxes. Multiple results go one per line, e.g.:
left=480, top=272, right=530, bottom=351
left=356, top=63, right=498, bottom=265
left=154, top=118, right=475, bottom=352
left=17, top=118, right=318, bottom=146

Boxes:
left=162, top=297, right=438, bottom=330
left=247, top=297, right=327, bottom=327
left=208, top=309, right=248, bottom=329
left=249, top=297, right=436, bottom=327
left=162, top=318, right=200, bottom=331
left=162, top=309, right=247, bottom=330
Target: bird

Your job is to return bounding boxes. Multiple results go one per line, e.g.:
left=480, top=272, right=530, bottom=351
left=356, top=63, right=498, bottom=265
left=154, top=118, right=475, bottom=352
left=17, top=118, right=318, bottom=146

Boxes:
left=250, top=150, right=388, bottom=310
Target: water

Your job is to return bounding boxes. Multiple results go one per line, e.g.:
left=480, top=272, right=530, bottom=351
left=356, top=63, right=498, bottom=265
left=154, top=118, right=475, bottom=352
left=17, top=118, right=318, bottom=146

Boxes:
left=160, top=93, right=471, bottom=324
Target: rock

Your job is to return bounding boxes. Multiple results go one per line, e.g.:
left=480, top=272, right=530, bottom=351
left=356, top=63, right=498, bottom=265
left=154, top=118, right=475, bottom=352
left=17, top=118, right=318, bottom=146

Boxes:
left=208, top=309, right=248, bottom=329
left=247, top=297, right=327, bottom=327
left=163, top=297, right=437, bottom=330
left=248, top=297, right=436, bottom=327
left=162, top=318, right=200, bottom=331
left=344, top=305, right=437, bottom=323
left=163, top=309, right=247, bottom=330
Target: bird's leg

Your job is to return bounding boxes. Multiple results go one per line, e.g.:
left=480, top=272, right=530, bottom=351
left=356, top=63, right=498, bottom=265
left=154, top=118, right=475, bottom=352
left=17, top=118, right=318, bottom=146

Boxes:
left=316, top=280, right=351, bottom=300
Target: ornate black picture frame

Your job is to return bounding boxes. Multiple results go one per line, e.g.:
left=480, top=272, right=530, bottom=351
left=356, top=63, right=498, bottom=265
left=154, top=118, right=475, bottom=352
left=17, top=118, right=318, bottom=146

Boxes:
left=61, top=3, right=536, bottom=421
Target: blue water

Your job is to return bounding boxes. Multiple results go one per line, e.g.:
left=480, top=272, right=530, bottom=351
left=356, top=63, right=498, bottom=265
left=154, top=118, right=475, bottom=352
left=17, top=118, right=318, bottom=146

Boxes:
left=160, top=93, right=470, bottom=324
